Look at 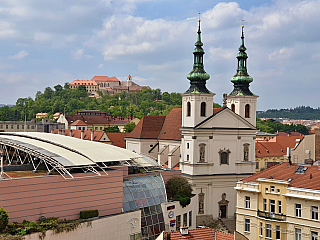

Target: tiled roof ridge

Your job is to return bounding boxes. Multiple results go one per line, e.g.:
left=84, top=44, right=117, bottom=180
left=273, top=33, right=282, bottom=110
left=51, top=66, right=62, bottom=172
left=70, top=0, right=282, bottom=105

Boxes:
left=242, top=162, right=287, bottom=182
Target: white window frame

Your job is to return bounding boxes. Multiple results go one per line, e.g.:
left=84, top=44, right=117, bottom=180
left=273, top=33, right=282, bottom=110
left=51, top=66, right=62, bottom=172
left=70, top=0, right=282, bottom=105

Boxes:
left=259, top=222, right=263, bottom=237
left=270, top=186, right=275, bottom=193
left=263, top=198, right=267, bottom=211
left=276, top=225, right=280, bottom=240
left=296, top=204, right=301, bottom=217
left=266, top=224, right=272, bottom=239
left=312, top=206, right=319, bottom=220
left=295, top=228, right=301, bottom=240
left=245, top=196, right=250, bottom=209
left=245, top=218, right=250, bottom=232
left=312, top=231, right=318, bottom=240
left=278, top=200, right=282, bottom=214
left=270, top=199, right=275, bottom=213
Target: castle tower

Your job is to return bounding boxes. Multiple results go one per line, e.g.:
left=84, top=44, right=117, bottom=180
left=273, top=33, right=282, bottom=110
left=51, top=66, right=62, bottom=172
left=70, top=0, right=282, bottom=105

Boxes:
left=227, top=24, right=258, bottom=126
left=182, top=16, right=215, bottom=128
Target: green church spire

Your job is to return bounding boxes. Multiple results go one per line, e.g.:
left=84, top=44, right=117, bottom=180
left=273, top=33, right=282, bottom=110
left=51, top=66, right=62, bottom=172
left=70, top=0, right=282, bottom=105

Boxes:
left=185, top=14, right=211, bottom=94
left=229, top=24, right=256, bottom=97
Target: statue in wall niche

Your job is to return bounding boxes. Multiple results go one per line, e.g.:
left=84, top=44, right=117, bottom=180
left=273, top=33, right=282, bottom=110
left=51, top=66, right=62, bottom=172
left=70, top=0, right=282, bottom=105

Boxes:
left=199, top=144, right=205, bottom=163
left=198, top=190, right=204, bottom=214
left=243, top=143, right=249, bottom=161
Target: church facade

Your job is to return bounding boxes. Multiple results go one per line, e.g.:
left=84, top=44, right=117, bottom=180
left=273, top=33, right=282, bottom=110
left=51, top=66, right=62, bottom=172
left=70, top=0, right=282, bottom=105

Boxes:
left=126, top=19, right=258, bottom=223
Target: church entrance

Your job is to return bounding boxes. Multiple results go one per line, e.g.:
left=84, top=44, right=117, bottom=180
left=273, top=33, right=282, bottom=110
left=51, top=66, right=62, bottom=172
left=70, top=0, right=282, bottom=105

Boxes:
left=220, top=205, right=227, bottom=218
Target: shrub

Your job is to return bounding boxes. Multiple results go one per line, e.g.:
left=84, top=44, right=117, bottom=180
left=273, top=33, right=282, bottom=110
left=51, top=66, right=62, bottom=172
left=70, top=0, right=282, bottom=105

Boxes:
left=173, top=194, right=191, bottom=208
left=80, top=210, right=99, bottom=219
left=0, top=207, right=9, bottom=232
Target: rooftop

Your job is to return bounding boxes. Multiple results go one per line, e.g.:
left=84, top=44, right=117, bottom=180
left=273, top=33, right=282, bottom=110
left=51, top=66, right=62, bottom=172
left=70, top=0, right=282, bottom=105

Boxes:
left=164, top=227, right=234, bottom=240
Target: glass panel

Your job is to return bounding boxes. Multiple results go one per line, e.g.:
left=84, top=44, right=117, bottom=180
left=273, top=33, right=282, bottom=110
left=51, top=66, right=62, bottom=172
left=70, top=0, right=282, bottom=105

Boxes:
left=156, top=188, right=162, bottom=196
left=158, top=213, right=164, bottom=222
left=153, top=196, right=160, bottom=205
left=135, top=185, right=142, bottom=191
left=139, top=191, right=146, bottom=198
left=144, top=207, right=151, bottom=216
left=153, top=224, right=161, bottom=234
left=152, top=215, right=158, bottom=224
left=141, top=184, right=148, bottom=189
left=125, top=193, right=133, bottom=201
left=150, top=206, right=157, bottom=215
left=152, top=182, right=160, bottom=188
left=141, top=217, right=147, bottom=227
left=147, top=197, right=155, bottom=206
left=156, top=205, right=162, bottom=213
left=123, top=202, right=130, bottom=212
left=123, top=186, right=130, bottom=194
left=150, top=189, right=157, bottom=197
left=133, top=192, right=139, bottom=200
left=145, top=190, right=151, bottom=198
left=146, top=216, right=152, bottom=225
left=129, top=201, right=136, bottom=210
left=146, top=183, right=153, bottom=189
left=159, top=195, right=166, bottom=203
left=160, top=222, right=165, bottom=232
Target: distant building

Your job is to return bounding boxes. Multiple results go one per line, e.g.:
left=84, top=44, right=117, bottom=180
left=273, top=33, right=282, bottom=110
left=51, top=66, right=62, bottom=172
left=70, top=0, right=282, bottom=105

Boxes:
left=0, top=119, right=64, bottom=133
left=69, top=75, right=150, bottom=96
left=57, top=110, right=140, bottom=132
left=235, top=162, right=320, bottom=240
left=35, top=112, right=49, bottom=119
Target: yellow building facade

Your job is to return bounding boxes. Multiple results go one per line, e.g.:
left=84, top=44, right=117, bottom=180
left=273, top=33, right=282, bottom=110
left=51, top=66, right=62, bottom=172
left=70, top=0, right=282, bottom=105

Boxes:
left=236, top=163, right=320, bottom=240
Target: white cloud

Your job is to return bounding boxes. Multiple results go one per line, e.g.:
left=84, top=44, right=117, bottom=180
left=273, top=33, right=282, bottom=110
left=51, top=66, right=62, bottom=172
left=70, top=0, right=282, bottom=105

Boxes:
left=208, top=47, right=235, bottom=61
left=97, top=64, right=103, bottom=69
left=0, top=21, right=18, bottom=38
left=34, top=32, right=52, bottom=42
left=268, top=47, right=294, bottom=61
left=8, top=50, right=28, bottom=60
left=72, top=49, right=84, bottom=59
left=132, top=76, right=155, bottom=82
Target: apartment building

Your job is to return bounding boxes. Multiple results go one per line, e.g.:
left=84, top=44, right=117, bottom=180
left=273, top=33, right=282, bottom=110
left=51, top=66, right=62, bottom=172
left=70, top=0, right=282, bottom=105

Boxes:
left=235, top=162, right=320, bottom=240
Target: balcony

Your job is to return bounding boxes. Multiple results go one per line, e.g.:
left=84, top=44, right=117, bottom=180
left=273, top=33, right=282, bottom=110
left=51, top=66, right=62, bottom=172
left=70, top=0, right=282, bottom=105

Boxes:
left=257, top=210, right=286, bottom=221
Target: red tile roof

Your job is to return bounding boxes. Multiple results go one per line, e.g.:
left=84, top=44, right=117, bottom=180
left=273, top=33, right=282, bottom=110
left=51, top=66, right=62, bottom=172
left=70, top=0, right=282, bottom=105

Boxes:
left=268, top=136, right=304, bottom=149
left=53, top=129, right=107, bottom=142
left=256, top=141, right=286, bottom=157
left=242, top=162, right=320, bottom=190
left=159, top=108, right=182, bottom=141
left=70, top=120, right=87, bottom=126
left=91, top=76, right=119, bottom=82
left=126, top=115, right=166, bottom=139
left=106, top=132, right=128, bottom=148
left=213, top=107, right=224, bottom=114
left=168, top=228, right=233, bottom=240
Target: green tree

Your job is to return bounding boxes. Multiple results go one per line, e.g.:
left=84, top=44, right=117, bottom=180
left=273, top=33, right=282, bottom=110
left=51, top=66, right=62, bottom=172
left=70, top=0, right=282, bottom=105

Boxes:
left=166, top=176, right=192, bottom=200
left=124, top=122, right=136, bottom=133
left=104, top=126, right=120, bottom=133
left=0, top=207, right=9, bottom=232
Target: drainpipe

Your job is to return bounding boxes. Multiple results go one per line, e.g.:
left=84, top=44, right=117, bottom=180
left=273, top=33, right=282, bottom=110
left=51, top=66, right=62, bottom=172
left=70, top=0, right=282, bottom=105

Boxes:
left=70, top=129, right=73, bottom=137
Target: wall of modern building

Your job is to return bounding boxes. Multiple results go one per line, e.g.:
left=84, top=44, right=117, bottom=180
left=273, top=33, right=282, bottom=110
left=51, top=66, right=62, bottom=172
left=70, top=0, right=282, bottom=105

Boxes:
left=25, top=210, right=141, bottom=240
left=0, top=171, right=123, bottom=223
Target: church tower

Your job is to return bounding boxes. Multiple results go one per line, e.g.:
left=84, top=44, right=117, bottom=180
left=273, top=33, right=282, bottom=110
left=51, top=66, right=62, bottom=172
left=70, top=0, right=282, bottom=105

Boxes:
left=181, top=16, right=215, bottom=128
left=227, top=24, right=258, bottom=126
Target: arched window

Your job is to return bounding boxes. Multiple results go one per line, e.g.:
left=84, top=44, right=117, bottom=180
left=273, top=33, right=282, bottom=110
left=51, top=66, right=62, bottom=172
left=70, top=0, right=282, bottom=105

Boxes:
left=201, top=102, right=206, bottom=117
left=219, top=148, right=231, bottom=165
left=187, top=102, right=191, bottom=117
left=231, top=104, right=235, bottom=112
left=245, top=104, right=250, bottom=118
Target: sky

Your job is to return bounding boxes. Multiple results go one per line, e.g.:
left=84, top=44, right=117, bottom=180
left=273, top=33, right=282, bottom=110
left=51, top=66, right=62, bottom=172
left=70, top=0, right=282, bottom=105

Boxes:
left=0, top=0, right=320, bottom=111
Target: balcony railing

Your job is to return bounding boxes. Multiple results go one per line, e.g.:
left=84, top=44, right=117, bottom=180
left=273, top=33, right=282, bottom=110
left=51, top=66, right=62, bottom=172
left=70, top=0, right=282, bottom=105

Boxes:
left=258, top=210, right=286, bottom=221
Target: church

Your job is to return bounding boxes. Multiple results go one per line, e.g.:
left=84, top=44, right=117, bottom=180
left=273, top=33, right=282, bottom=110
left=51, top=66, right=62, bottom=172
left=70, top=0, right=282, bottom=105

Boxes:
left=126, top=17, right=258, bottom=224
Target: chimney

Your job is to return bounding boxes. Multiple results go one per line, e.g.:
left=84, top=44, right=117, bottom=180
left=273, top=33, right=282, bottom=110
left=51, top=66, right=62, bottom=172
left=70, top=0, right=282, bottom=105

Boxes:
left=91, top=130, right=94, bottom=141
left=287, top=147, right=292, bottom=166
left=180, top=227, right=188, bottom=236
left=81, top=130, right=84, bottom=140
left=70, top=129, right=73, bottom=137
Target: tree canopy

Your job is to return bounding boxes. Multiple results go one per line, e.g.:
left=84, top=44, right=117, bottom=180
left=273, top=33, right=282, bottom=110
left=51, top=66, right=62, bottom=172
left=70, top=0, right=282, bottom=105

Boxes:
left=256, top=118, right=309, bottom=135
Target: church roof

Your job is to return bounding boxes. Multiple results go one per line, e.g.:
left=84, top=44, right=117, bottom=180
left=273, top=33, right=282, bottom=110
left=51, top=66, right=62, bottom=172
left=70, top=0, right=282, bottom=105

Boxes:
left=106, top=132, right=127, bottom=148
left=126, top=115, right=166, bottom=139
left=158, top=108, right=182, bottom=141
left=167, top=227, right=234, bottom=240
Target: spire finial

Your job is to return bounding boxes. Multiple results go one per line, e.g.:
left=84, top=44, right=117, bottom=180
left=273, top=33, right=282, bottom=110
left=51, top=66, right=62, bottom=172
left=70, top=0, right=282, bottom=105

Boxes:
left=242, top=18, right=245, bottom=28
left=198, top=11, right=201, bottom=22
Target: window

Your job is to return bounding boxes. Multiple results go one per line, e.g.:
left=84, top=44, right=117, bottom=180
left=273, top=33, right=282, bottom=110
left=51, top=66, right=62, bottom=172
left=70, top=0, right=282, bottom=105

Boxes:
left=266, top=224, right=272, bottom=238
left=11, top=125, right=13, bottom=129
left=277, top=189, right=280, bottom=193
left=266, top=188, right=269, bottom=193
left=312, top=231, right=318, bottom=240
left=22, top=125, right=24, bottom=129
left=245, top=104, right=250, bottom=118
left=27, top=125, right=30, bottom=129
left=183, top=213, right=187, bottom=227
left=263, top=199, right=267, bottom=211
left=259, top=222, right=263, bottom=236
left=200, top=102, right=206, bottom=117
left=231, top=104, right=235, bottom=112
left=256, top=162, right=259, bottom=169
left=296, top=204, right=301, bottom=217
left=245, top=219, right=250, bottom=232
left=270, top=186, right=275, bottom=193
left=276, top=225, right=280, bottom=240
left=219, top=149, right=230, bottom=165
left=245, top=196, right=250, bottom=209
left=187, top=102, right=191, bottom=117
left=31, top=126, right=34, bottom=129
left=295, top=228, right=301, bottom=240
left=189, top=211, right=192, bottom=227
left=278, top=201, right=282, bottom=214
left=312, top=206, right=319, bottom=220
left=187, top=143, right=189, bottom=149
left=270, top=200, right=275, bottom=213
left=176, top=215, right=181, bottom=231
left=186, top=154, right=189, bottom=161
left=6, top=125, right=8, bottom=129
left=17, top=125, right=19, bottom=129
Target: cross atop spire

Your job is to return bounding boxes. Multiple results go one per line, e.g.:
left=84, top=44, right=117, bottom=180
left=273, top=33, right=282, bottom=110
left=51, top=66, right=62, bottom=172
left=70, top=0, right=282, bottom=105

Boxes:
left=185, top=16, right=211, bottom=94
